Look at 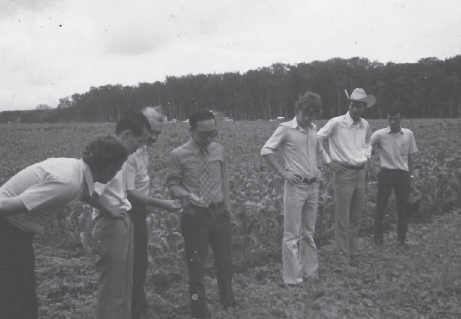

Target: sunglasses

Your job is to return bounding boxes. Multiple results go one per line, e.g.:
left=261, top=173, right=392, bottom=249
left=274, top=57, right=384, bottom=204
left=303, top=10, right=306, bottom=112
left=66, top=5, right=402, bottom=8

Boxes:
left=195, top=129, right=218, bottom=139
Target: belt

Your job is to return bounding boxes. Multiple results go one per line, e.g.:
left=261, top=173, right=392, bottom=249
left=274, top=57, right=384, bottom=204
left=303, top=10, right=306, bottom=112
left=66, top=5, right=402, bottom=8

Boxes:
left=341, top=164, right=365, bottom=170
left=294, top=175, right=317, bottom=184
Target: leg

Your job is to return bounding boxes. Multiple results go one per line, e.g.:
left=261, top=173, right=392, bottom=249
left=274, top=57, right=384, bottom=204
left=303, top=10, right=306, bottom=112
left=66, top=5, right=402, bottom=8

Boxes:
left=181, top=206, right=211, bottom=318
left=333, top=171, right=357, bottom=264
left=128, top=197, right=148, bottom=319
left=374, top=170, right=393, bottom=245
left=394, top=171, right=410, bottom=244
left=209, top=206, right=236, bottom=309
left=299, top=183, right=319, bottom=278
left=282, top=182, right=309, bottom=284
left=348, top=169, right=366, bottom=256
left=0, top=219, right=37, bottom=319
left=92, top=214, right=133, bottom=319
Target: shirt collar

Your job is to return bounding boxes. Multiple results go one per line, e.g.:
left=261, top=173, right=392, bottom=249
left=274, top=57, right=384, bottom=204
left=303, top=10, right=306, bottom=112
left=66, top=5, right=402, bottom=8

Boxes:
left=345, top=111, right=363, bottom=128
left=80, top=159, right=95, bottom=196
left=189, top=138, right=209, bottom=156
left=288, top=116, right=314, bottom=131
left=385, top=127, right=404, bottom=134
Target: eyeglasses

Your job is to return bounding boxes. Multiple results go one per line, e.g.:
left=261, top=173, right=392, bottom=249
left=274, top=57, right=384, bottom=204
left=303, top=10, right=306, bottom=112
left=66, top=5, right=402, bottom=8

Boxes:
left=194, top=129, right=218, bottom=139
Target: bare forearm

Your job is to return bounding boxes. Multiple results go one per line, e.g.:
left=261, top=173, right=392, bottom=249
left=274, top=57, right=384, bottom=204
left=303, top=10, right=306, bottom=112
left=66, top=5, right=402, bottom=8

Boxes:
left=126, top=189, right=172, bottom=209
left=83, top=193, right=112, bottom=214
left=408, top=155, right=415, bottom=176
left=263, top=154, right=286, bottom=177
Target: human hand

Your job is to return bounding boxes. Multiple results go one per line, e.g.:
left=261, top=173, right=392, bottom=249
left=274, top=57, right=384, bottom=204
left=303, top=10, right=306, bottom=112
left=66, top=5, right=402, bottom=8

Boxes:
left=188, top=193, right=207, bottom=207
left=281, top=171, right=302, bottom=184
left=107, top=203, right=126, bottom=218
left=161, top=199, right=182, bottom=212
left=327, top=162, right=348, bottom=174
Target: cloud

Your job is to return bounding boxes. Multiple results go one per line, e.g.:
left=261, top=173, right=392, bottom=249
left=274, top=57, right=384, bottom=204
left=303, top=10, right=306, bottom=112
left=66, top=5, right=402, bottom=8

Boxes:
left=0, top=0, right=57, bottom=20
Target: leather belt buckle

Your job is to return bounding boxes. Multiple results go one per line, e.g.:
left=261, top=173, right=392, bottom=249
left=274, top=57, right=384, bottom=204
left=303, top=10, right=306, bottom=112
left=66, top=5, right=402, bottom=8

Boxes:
left=341, top=164, right=365, bottom=170
left=294, top=175, right=317, bottom=184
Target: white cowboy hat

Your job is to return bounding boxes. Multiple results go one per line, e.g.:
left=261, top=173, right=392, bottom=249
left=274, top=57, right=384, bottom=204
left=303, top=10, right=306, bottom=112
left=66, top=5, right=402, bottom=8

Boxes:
left=345, top=88, right=376, bottom=108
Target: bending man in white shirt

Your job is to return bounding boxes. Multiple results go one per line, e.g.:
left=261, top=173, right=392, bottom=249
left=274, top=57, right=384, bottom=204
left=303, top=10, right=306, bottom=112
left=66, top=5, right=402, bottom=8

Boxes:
left=0, top=134, right=129, bottom=319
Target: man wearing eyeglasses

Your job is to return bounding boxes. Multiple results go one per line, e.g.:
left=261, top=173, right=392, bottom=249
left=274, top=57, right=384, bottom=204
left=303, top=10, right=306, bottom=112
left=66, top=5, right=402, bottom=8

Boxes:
left=317, top=88, right=376, bottom=267
left=261, top=92, right=329, bottom=285
left=167, top=110, right=236, bottom=319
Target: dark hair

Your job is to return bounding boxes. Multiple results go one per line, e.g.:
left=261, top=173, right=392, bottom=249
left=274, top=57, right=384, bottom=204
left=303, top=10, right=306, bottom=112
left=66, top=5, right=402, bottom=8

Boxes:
left=82, top=135, right=129, bottom=174
left=189, top=110, right=215, bottom=130
left=115, top=111, right=150, bottom=136
left=388, top=106, right=402, bottom=117
left=295, top=92, right=322, bottom=115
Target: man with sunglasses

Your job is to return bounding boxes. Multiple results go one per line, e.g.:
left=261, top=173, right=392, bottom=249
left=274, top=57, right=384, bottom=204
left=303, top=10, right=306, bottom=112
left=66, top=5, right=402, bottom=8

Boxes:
left=167, top=110, right=236, bottom=319
left=317, top=88, right=376, bottom=267
left=262, top=92, right=329, bottom=285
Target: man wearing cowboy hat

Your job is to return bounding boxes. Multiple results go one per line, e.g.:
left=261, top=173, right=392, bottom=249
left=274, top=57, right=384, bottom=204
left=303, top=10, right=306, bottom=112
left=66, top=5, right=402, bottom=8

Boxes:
left=317, top=88, right=376, bottom=266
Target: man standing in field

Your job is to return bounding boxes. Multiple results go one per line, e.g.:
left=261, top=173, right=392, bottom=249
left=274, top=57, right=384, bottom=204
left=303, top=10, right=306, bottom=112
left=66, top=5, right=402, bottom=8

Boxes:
left=317, top=88, right=376, bottom=266
left=371, top=107, right=418, bottom=249
left=167, top=110, right=236, bottom=319
left=0, top=134, right=129, bottom=319
left=261, top=92, right=330, bottom=285
left=125, top=106, right=181, bottom=319
left=91, top=111, right=152, bottom=319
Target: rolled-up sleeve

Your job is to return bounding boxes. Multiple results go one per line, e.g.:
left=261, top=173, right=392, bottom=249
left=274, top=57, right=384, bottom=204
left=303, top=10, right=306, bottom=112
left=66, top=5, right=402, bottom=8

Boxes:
left=316, top=136, right=331, bottom=165
left=316, top=119, right=336, bottom=142
left=261, top=125, right=286, bottom=156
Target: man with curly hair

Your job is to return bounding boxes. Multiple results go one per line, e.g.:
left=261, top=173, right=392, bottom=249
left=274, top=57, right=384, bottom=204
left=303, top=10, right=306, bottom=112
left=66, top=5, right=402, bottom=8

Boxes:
left=262, top=92, right=329, bottom=285
left=0, top=134, right=129, bottom=319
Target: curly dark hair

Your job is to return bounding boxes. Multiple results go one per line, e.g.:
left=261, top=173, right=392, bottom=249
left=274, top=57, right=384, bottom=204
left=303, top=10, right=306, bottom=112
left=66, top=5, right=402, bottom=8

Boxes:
left=82, top=135, right=128, bottom=175
left=295, top=91, right=322, bottom=115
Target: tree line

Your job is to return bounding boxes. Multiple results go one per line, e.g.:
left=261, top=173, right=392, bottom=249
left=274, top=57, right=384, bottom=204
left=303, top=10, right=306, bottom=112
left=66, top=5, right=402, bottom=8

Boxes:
left=1, top=56, right=461, bottom=123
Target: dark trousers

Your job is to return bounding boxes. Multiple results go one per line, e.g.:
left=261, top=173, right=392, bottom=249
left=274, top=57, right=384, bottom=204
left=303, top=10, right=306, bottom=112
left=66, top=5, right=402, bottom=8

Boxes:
left=374, top=168, right=410, bottom=245
left=127, top=196, right=148, bottom=319
left=0, top=218, right=38, bottom=319
left=181, top=203, right=236, bottom=318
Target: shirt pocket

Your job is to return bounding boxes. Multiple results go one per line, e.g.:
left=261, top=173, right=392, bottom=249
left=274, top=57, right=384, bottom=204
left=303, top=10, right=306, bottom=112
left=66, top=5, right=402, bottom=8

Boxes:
left=208, top=160, right=222, bottom=182
left=184, top=160, right=201, bottom=181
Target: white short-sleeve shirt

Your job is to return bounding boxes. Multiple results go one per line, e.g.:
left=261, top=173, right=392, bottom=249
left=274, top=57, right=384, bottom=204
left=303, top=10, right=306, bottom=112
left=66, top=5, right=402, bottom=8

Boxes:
left=370, top=127, right=418, bottom=171
left=125, top=146, right=150, bottom=196
left=1, top=158, right=95, bottom=234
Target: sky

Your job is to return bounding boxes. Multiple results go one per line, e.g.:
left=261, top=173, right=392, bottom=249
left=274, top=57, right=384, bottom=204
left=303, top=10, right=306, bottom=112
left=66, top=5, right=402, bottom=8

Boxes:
left=0, top=0, right=460, bottom=111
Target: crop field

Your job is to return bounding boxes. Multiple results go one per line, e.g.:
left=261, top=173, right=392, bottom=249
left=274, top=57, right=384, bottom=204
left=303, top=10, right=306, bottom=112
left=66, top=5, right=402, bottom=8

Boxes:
left=0, top=119, right=461, bottom=319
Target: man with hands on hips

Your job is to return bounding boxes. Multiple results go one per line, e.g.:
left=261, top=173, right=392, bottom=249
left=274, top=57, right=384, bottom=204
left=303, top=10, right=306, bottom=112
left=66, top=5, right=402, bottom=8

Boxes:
left=317, top=88, right=376, bottom=267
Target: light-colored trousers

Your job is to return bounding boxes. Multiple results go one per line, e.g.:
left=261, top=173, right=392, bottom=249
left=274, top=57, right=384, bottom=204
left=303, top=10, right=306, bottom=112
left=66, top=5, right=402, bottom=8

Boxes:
left=92, top=214, right=134, bottom=319
left=282, top=181, right=319, bottom=284
left=333, top=169, right=366, bottom=264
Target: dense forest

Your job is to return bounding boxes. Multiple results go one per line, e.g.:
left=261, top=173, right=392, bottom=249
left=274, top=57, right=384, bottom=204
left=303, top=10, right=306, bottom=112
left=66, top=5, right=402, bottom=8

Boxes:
left=2, top=56, right=461, bottom=123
